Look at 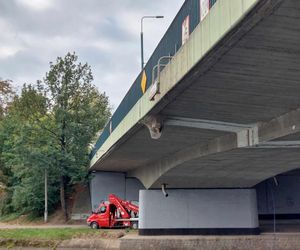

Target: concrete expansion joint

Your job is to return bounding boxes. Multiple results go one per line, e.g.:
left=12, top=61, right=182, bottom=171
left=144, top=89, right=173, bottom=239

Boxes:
left=237, top=125, right=259, bottom=148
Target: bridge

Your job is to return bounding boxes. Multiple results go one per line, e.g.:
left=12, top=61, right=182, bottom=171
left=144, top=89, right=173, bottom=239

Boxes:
left=89, top=0, right=300, bottom=235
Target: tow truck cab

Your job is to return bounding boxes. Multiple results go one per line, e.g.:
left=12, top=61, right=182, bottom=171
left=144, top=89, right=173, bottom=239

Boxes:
left=87, top=202, right=121, bottom=228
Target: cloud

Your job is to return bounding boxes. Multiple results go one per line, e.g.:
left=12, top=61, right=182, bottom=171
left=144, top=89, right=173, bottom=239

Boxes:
left=0, top=0, right=184, bottom=109
left=0, top=46, right=22, bottom=59
left=15, top=0, right=56, bottom=11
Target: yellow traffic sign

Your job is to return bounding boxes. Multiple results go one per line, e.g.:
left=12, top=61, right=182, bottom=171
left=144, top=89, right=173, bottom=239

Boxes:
left=141, top=70, right=147, bottom=94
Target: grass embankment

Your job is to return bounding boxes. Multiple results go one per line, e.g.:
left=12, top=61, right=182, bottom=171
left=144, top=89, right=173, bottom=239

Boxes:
left=0, top=228, right=125, bottom=248
left=0, top=228, right=99, bottom=240
left=0, top=213, right=22, bottom=223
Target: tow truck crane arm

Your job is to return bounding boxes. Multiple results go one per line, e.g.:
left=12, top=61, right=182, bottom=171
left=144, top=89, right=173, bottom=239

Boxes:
left=108, top=194, right=139, bottom=219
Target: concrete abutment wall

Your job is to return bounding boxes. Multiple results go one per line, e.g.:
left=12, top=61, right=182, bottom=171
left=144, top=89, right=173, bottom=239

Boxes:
left=139, top=189, right=259, bottom=235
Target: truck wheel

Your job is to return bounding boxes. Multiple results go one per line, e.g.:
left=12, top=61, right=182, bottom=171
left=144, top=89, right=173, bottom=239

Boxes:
left=131, top=222, right=138, bottom=230
left=91, top=222, right=99, bottom=229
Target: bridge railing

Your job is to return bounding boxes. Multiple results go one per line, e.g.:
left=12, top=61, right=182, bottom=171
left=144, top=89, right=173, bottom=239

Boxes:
left=91, top=0, right=218, bottom=159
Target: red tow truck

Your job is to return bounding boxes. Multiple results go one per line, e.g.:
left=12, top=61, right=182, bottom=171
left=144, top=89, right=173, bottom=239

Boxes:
left=87, top=194, right=139, bottom=229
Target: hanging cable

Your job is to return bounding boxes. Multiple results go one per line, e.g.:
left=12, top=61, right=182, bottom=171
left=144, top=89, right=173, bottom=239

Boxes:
left=269, top=177, right=279, bottom=250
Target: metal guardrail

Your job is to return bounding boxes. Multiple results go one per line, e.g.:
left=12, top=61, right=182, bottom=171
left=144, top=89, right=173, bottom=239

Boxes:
left=91, top=0, right=218, bottom=159
left=150, top=56, right=173, bottom=101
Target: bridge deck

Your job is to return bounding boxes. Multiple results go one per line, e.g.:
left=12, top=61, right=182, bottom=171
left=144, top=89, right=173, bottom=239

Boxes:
left=91, top=0, right=300, bottom=189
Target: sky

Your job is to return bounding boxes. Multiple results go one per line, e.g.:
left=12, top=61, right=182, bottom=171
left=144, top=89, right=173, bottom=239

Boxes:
left=0, top=0, right=184, bottom=110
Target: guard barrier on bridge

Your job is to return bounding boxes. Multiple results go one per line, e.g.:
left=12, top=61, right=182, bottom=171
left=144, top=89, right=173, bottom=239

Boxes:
left=91, top=0, right=218, bottom=158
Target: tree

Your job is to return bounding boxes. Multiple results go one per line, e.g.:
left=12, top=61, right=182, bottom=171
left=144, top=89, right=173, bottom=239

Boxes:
left=0, top=79, right=15, bottom=214
left=42, top=52, right=110, bottom=220
left=0, top=53, right=110, bottom=219
left=0, top=85, right=60, bottom=215
left=0, top=79, right=15, bottom=118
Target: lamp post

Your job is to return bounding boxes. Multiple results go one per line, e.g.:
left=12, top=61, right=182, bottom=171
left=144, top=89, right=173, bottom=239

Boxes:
left=44, top=168, right=48, bottom=223
left=140, top=15, right=164, bottom=71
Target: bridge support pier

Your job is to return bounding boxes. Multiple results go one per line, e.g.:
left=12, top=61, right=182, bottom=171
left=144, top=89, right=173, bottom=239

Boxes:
left=90, top=171, right=144, bottom=210
left=139, top=189, right=259, bottom=235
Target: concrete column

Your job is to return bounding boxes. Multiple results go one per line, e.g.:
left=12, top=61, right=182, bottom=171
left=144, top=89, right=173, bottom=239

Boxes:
left=256, top=171, right=300, bottom=218
left=90, top=172, right=126, bottom=210
left=139, top=189, right=259, bottom=235
left=90, top=171, right=145, bottom=210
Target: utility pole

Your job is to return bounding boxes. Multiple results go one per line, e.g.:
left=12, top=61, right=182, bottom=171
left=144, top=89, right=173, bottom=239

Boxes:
left=140, top=16, right=164, bottom=70
left=140, top=28, right=144, bottom=70
left=44, top=169, right=48, bottom=223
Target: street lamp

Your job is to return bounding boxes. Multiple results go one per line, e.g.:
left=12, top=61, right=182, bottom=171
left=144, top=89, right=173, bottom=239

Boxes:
left=44, top=168, right=48, bottom=223
left=140, top=15, right=164, bottom=70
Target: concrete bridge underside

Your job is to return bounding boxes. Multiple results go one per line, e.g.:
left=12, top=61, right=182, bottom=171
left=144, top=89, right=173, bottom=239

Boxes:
left=91, top=0, right=300, bottom=189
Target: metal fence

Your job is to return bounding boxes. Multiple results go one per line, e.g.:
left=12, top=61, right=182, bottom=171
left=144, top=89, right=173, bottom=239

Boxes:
left=91, top=0, right=218, bottom=158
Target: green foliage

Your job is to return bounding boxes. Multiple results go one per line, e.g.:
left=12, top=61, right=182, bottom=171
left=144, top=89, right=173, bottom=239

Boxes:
left=43, top=53, right=110, bottom=184
left=0, top=79, right=15, bottom=214
left=0, top=78, right=15, bottom=118
left=0, top=228, right=105, bottom=240
left=0, top=212, right=21, bottom=222
left=0, top=228, right=123, bottom=248
left=0, top=85, right=60, bottom=215
left=42, top=53, right=111, bottom=220
left=0, top=52, right=111, bottom=217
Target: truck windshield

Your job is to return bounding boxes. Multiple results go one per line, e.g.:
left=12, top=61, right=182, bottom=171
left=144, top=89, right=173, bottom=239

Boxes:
left=100, top=206, right=106, bottom=213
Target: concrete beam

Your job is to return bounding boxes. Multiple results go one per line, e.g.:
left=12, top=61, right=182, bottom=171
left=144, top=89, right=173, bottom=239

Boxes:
left=252, top=141, right=300, bottom=149
left=128, top=129, right=254, bottom=188
left=164, top=116, right=254, bottom=133
left=129, top=108, right=300, bottom=188
left=258, top=108, right=300, bottom=142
